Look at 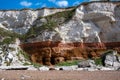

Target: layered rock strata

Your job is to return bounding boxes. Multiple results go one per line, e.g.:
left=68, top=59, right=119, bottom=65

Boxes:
left=20, top=41, right=120, bottom=65
left=0, top=2, right=119, bottom=65
left=20, top=2, right=120, bottom=65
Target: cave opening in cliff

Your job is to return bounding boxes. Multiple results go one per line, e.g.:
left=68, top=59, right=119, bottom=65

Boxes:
left=51, top=57, right=55, bottom=65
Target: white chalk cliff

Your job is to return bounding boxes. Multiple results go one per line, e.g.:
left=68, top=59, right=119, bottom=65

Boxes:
left=0, top=8, right=68, bottom=34
left=0, top=2, right=120, bottom=66
left=0, top=2, right=120, bottom=43
left=27, top=2, right=120, bottom=43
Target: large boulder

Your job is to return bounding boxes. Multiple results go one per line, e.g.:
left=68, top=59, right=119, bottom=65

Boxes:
left=101, top=50, right=120, bottom=68
left=78, top=60, right=96, bottom=68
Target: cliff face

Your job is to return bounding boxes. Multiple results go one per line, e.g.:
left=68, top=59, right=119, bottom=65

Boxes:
left=20, top=2, right=120, bottom=65
left=26, top=2, right=120, bottom=43
left=0, top=2, right=120, bottom=65
left=0, top=8, right=69, bottom=34
left=0, top=2, right=120, bottom=43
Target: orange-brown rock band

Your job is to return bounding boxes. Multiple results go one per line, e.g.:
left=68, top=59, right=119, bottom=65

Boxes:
left=20, top=41, right=120, bottom=65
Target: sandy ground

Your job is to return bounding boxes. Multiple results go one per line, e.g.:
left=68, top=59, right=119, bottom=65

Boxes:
left=0, top=70, right=120, bottom=80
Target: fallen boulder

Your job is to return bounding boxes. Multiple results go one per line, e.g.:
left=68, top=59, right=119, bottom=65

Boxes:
left=78, top=60, right=96, bottom=68
left=101, top=50, right=120, bottom=69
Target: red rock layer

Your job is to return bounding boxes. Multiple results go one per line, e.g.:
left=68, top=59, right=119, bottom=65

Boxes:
left=20, top=41, right=120, bottom=65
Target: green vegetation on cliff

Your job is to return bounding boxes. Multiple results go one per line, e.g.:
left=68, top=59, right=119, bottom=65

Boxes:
left=0, top=8, right=76, bottom=43
left=0, top=28, right=20, bottom=38
left=56, top=60, right=79, bottom=66
left=17, top=49, right=41, bottom=67
left=94, top=58, right=102, bottom=65
left=0, top=28, right=22, bottom=44
left=25, top=8, right=76, bottom=39
left=0, top=27, right=29, bottom=44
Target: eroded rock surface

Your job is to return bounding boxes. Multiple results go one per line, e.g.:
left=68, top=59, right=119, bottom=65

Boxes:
left=26, top=2, right=120, bottom=43
left=20, top=41, right=120, bottom=65
left=0, top=2, right=120, bottom=66
left=20, top=2, right=120, bottom=65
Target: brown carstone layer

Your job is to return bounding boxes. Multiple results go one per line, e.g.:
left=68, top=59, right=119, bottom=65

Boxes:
left=20, top=41, right=120, bottom=65
left=20, top=41, right=120, bottom=49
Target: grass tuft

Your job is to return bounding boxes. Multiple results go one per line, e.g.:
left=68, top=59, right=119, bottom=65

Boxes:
left=56, top=60, right=79, bottom=66
left=94, top=58, right=102, bottom=65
